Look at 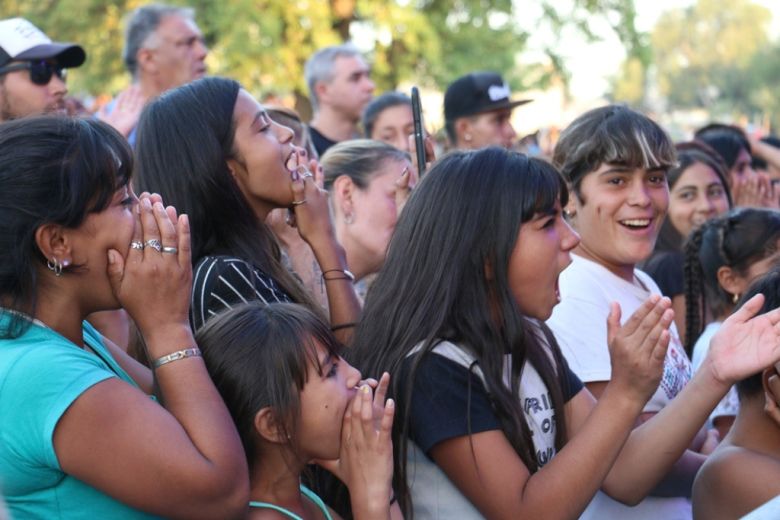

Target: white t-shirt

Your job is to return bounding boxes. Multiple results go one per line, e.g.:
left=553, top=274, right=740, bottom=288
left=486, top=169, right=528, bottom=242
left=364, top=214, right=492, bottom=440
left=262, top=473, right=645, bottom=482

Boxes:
left=547, top=254, right=693, bottom=520
left=691, top=322, right=739, bottom=426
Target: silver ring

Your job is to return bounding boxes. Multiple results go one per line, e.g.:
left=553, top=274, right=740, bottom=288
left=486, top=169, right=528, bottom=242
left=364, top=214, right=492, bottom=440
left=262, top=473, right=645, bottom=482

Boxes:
left=145, top=239, right=162, bottom=252
left=130, top=241, right=144, bottom=250
left=161, top=246, right=178, bottom=254
left=291, top=199, right=307, bottom=206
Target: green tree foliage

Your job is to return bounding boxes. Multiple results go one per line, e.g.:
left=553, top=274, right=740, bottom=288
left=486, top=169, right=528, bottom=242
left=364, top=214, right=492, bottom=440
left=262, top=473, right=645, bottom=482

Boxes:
left=1, top=0, right=634, bottom=117
left=651, top=0, right=770, bottom=113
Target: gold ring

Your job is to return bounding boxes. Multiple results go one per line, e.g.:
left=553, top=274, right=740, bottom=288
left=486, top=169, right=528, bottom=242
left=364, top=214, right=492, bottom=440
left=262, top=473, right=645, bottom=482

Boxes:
left=291, top=199, right=307, bottom=206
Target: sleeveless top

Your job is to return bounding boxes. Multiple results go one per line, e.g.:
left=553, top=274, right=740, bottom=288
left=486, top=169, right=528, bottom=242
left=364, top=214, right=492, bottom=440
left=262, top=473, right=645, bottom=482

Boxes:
left=248, top=485, right=333, bottom=520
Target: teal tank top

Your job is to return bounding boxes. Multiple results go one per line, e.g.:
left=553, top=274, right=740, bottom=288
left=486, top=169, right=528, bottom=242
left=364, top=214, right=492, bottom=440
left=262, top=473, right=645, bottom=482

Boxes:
left=248, top=485, right=333, bottom=520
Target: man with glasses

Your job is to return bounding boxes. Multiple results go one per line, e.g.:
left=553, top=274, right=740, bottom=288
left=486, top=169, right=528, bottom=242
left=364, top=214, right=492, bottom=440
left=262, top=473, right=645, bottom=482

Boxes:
left=0, top=17, right=85, bottom=122
left=443, top=71, right=531, bottom=150
left=100, top=4, right=208, bottom=145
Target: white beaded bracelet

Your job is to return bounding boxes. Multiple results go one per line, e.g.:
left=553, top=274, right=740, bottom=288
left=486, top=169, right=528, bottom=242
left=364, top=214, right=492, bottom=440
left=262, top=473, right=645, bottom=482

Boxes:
left=152, top=347, right=202, bottom=369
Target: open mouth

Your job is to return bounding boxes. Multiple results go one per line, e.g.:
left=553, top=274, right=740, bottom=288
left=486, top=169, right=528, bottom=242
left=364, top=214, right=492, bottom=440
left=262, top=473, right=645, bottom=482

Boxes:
left=619, top=218, right=652, bottom=230
left=285, top=150, right=298, bottom=173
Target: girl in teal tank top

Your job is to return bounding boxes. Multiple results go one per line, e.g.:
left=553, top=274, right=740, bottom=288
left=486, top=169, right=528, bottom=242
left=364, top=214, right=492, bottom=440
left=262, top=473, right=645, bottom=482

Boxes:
left=195, top=302, right=402, bottom=519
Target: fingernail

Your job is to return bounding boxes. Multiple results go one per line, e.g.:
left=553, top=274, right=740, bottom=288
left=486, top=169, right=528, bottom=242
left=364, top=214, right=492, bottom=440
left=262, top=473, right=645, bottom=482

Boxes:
left=143, top=198, right=152, bottom=209
left=387, top=398, right=395, bottom=408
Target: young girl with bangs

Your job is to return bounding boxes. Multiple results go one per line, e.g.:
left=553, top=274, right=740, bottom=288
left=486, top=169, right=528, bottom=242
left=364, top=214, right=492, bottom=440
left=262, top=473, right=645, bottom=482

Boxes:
left=195, top=302, right=399, bottom=520
left=347, top=145, right=780, bottom=519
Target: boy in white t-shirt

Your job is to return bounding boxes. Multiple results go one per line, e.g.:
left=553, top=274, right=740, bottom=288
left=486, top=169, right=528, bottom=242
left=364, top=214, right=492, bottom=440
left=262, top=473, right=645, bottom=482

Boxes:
left=548, top=105, right=708, bottom=519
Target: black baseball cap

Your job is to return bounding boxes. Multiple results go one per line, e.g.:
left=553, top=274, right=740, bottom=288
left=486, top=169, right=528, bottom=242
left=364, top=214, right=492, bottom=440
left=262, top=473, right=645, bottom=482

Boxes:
left=444, top=71, right=531, bottom=122
left=0, top=18, right=85, bottom=68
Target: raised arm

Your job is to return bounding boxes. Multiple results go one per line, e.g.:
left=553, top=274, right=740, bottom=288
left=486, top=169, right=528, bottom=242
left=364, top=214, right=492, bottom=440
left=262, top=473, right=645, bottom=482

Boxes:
left=53, top=197, right=248, bottom=519
left=289, top=155, right=362, bottom=343
left=429, top=296, right=673, bottom=519
left=599, top=293, right=780, bottom=503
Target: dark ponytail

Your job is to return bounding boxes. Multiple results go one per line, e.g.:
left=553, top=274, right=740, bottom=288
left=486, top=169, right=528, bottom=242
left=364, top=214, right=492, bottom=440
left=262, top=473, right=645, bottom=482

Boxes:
left=683, top=208, right=780, bottom=353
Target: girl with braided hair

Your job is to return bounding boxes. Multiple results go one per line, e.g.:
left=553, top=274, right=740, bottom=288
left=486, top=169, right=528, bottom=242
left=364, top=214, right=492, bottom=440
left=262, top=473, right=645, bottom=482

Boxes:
left=684, top=207, right=780, bottom=439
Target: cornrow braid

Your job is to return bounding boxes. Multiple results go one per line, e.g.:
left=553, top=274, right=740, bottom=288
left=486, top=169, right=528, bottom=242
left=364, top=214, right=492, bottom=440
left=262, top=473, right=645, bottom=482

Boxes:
left=683, top=226, right=706, bottom=356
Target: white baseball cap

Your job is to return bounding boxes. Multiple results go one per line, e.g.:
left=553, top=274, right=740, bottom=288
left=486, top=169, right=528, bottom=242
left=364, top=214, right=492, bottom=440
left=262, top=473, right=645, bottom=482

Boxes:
left=0, top=18, right=85, bottom=67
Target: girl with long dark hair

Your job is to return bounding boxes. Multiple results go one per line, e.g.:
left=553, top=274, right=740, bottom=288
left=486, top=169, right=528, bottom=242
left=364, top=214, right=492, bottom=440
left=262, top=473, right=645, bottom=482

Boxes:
left=348, top=146, right=780, bottom=519
left=134, top=77, right=360, bottom=338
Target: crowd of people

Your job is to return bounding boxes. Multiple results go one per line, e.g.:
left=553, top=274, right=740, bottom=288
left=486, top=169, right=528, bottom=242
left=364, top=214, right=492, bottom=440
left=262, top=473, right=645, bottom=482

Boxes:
left=3, top=5, right=780, bottom=520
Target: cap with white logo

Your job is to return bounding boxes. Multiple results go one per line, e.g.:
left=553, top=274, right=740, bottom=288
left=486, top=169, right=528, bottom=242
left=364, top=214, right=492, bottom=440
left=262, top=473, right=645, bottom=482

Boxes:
left=0, top=18, right=85, bottom=68
left=444, top=71, right=531, bottom=122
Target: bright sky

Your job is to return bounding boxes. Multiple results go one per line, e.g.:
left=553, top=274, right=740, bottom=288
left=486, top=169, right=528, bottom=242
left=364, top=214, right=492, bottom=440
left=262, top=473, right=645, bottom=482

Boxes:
left=508, top=0, right=779, bottom=133
left=560, top=0, right=780, bottom=103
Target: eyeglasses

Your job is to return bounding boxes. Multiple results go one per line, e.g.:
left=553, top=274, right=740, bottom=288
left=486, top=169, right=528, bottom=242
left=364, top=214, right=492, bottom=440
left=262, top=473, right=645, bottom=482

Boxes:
left=0, top=61, right=67, bottom=86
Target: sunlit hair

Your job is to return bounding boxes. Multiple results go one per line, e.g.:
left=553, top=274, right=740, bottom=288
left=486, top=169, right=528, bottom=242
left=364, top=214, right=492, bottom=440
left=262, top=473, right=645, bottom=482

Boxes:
left=304, top=43, right=363, bottom=112
left=552, top=104, right=676, bottom=199
left=196, top=302, right=341, bottom=469
left=266, top=105, right=318, bottom=159
left=694, top=123, right=751, bottom=171
left=123, top=3, right=196, bottom=79
left=0, top=117, right=132, bottom=337
left=348, top=147, right=572, bottom=516
left=321, top=139, right=409, bottom=191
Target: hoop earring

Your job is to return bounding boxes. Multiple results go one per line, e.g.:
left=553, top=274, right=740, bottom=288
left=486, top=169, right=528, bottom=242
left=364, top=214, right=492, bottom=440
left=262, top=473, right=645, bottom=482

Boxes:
left=344, top=212, right=354, bottom=225
left=47, top=258, right=63, bottom=277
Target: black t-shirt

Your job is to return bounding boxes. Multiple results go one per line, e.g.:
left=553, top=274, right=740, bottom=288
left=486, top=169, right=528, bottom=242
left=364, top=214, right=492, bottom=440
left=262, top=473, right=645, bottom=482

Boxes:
left=308, top=125, right=338, bottom=157
left=643, top=250, right=685, bottom=298
left=399, top=338, right=583, bottom=462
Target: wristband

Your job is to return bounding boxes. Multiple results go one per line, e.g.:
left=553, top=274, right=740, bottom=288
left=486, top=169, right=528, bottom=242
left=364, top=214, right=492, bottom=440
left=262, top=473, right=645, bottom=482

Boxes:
left=321, top=268, right=355, bottom=282
left=330, top=322, right=357, bottom=332
left=152, top=347, right=202, bottom=369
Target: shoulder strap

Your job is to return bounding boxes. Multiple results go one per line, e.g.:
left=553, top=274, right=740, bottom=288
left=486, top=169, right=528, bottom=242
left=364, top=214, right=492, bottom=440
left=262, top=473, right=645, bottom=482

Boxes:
left=248, top=501, right=304, bottom=520
left=300, top=485, right=333, bottom=520
left=248, top=485, right=333, bottom=520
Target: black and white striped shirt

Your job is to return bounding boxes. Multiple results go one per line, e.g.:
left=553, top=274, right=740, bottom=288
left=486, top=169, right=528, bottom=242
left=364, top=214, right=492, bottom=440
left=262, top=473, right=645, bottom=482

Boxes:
left=190, top=255, right=292, bottom=331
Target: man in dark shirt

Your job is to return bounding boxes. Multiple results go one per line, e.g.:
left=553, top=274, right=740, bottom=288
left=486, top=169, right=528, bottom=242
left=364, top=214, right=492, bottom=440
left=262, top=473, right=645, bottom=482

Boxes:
left=304, top=43, right=375, bottom=156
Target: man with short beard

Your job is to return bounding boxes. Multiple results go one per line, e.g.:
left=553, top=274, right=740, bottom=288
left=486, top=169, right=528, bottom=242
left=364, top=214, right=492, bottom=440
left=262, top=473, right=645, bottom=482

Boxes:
left=0, top=18, right=85, bottom=122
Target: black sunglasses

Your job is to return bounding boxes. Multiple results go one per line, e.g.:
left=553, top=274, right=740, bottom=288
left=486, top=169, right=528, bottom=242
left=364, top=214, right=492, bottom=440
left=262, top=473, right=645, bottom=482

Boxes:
left=0, top=61, right=67, bottom=86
